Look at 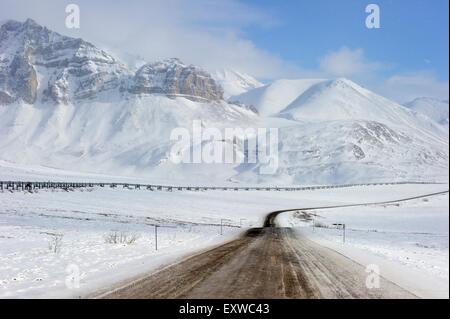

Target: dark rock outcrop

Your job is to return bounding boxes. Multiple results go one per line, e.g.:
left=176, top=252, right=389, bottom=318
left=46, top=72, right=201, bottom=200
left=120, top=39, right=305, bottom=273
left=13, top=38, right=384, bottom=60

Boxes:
left=130, top=58, right=223, bottom=101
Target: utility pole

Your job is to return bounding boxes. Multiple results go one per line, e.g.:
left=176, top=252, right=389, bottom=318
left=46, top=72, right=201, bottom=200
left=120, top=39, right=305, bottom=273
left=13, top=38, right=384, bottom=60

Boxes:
left=153, top=225, right=176, bottom=251
left=332, top=223, right=346, bottom=244
left=220, top=219, right=232, bottom=235
left=343, top=224, right=346, bottom=244
left=154, top=225, right=159, bottom=250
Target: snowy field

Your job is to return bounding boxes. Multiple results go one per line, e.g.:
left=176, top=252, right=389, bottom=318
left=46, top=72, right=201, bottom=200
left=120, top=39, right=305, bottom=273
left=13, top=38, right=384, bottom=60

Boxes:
left=278, top=192, right=449, bottom=298
left=0, top=183, right=448, bottom=298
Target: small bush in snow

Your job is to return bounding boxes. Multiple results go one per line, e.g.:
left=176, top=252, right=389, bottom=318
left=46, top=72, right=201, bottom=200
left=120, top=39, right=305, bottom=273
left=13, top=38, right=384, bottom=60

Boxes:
left=48, top=234, right=63, bottom=253
left=313, top=221, right=329, bottom=229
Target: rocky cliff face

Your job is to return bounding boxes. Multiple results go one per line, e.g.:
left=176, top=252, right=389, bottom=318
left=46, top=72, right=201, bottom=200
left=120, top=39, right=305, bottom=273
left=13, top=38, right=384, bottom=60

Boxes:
left=0, top=19, right=223, bottom=105
left=2, top=49, right=38, bottom=104
left=130, top=58, right=223, bottom=101
left=0, top=19, right=130, bottom=105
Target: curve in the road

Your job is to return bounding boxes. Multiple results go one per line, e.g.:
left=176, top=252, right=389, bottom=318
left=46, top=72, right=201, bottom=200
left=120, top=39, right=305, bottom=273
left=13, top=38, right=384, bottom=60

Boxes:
left=96, top=191, right=448, bottom=299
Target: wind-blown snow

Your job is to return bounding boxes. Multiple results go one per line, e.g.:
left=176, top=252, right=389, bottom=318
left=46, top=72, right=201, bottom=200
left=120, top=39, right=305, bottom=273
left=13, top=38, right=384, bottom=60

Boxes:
left=213, top=69, right=263, bottom=99
left=231, top=79, right=326, bottom=116
left=405, top=97, right=449, bottom=127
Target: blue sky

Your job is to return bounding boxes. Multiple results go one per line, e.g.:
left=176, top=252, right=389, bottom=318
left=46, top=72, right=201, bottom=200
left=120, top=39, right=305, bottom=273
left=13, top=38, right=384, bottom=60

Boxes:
left=1, top=0, right=448, bottom=102
left=243, top=0, right=449, bottom=81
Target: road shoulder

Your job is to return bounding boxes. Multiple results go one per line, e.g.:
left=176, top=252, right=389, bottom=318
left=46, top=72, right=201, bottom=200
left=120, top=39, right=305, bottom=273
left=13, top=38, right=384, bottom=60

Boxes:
left=293, top=228, right=449, bottom=299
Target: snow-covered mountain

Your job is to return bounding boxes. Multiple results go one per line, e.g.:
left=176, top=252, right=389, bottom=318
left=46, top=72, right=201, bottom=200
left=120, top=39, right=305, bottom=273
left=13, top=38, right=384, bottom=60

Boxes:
left=0, top=19, right=254, bottom=183
left=0, top=19, right=448, bottom=185
left=0, top=19, right=130, bottom=105
left=279, top=79, right=447, bottom=138
left=213, top=69, right=262, bottom=99
left=405, top=97, right=449, bottom=126
left=0, top=19, right=222, bottom=105
left=224, top=78, right=449, bottom=184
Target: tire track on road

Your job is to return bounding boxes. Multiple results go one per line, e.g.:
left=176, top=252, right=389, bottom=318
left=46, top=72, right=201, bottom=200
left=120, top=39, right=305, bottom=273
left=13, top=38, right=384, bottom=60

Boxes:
left=97, top=191, right=447, bottom=299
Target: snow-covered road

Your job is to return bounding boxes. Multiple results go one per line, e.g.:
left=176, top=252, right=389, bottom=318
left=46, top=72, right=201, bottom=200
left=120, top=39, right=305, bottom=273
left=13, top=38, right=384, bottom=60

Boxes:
left=0, top=183, right=448, bottom=298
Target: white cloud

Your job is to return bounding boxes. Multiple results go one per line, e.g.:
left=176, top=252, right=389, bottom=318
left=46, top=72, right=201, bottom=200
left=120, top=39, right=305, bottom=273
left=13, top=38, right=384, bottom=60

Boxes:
left=317, top=48, right=449, bottom=103
left=0, top=0, right=301, bottom=79
left=376, top=72, right=449, bottom=103
left=0, top=1, right=448, bottom=102
left=319, top=47, right=382, bottom=77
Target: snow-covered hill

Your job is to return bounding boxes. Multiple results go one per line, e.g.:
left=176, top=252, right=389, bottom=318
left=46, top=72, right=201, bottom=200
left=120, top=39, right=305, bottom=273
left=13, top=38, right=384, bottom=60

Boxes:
left=0, top=19, right=448, bottom=185
left=213, top=69, right=262, bottom=98
left=279, top=79, right=447, bottom=139
left=405, top=97, right=449, bottom=126
left=230, top=79, right=325, bottom=116
left=232, top=78, right=446, bottom=136
left=235, top=120, right=448, bottom=185
left=0, top=95, right=257, bottom=182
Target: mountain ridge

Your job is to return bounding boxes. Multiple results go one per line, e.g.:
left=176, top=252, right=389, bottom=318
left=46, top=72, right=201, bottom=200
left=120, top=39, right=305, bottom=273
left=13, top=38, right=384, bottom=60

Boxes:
left=0, top=19, right=223, bottom=105
left=0, top=19, right=448, bottom=185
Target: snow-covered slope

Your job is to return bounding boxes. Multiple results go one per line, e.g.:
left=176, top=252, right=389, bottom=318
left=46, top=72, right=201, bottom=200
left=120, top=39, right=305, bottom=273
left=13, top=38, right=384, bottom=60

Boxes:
left=230, top=79, right=326, bottom=116
left=405, top=97, right=449, bottom=126
left=279, top=79, right=448, bottom=139
left=213, top=69, right=262, bottom=98
left=235, top=120, right=448, bottom=185
left=0, top=95, right=257, bottom=182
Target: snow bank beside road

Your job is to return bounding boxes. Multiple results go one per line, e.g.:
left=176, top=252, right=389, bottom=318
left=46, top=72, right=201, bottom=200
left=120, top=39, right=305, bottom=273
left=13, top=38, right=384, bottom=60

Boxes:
left=278, top=192, right=449, bottom=298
